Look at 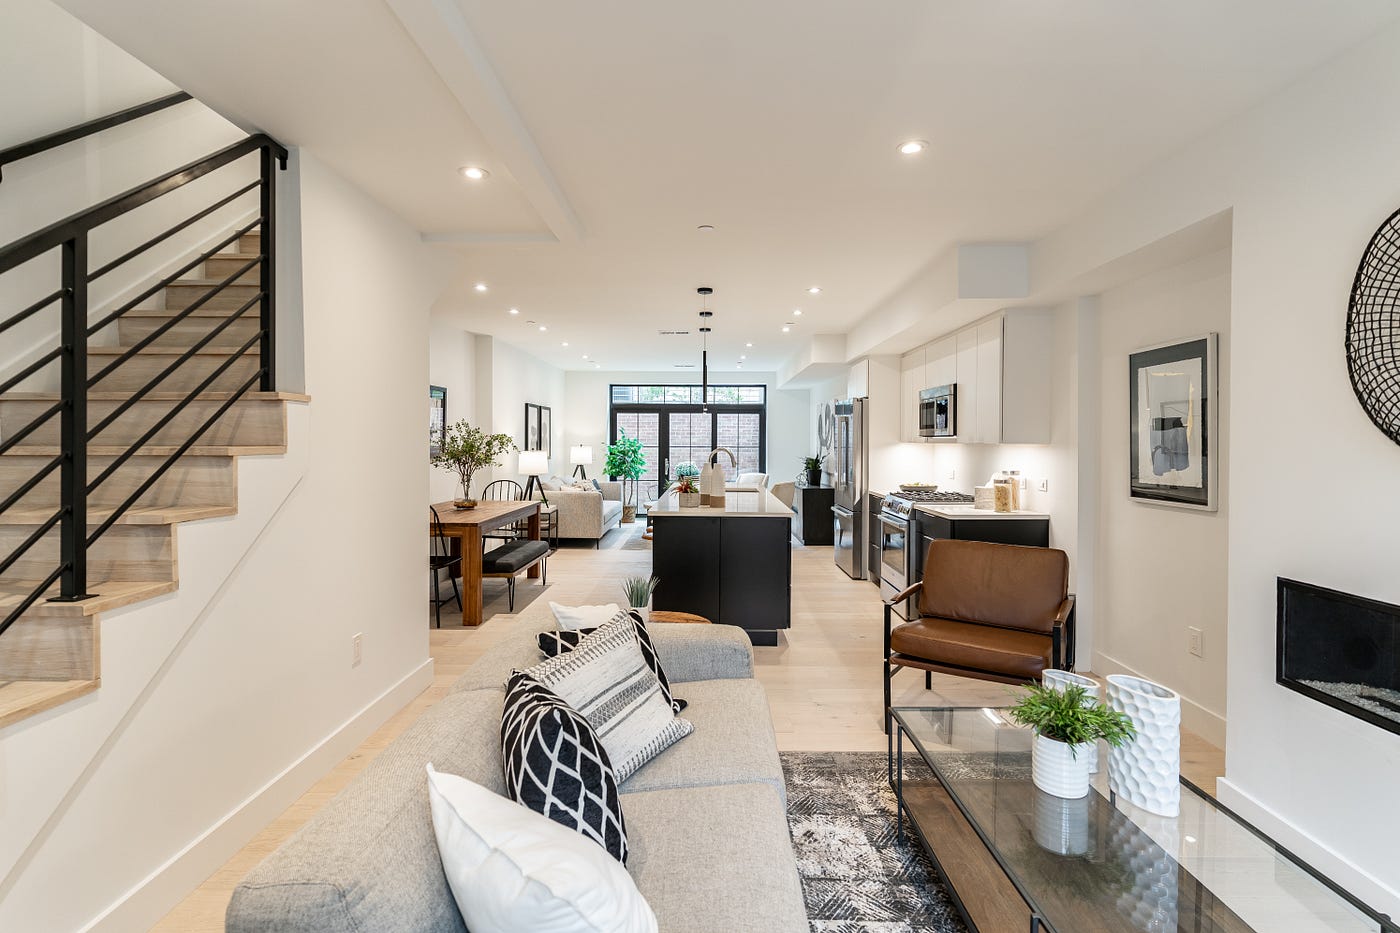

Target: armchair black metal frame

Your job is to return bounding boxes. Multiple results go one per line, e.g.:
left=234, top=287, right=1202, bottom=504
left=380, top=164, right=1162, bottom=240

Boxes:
left=429, top=506, right=462, bottom=627
left=881, top=580, right=1076, bottom=735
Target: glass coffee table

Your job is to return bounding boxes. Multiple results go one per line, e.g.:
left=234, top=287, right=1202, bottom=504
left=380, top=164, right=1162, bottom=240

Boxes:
left=889, top=707, right=1395, bottom=933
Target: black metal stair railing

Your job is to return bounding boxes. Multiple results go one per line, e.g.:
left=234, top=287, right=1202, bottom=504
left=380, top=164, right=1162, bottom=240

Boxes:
left=0, top=119, right=287, bottom=638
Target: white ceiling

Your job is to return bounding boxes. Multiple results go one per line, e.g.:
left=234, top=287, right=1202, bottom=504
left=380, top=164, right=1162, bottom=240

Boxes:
left=57, top=0, right=1400, bottom=372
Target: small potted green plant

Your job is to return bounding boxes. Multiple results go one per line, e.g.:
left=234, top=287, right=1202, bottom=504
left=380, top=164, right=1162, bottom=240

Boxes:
left=802, top=455, right=824, bottom=487
left=675, top=474, right=701, bottom=508
left=432, top=420, right=517, bottom=508
left=621, top=575, right=660, bottom=623
left=674, top=461, right=700, bottom=482
left=1008, top=681, right=1135, bottom=799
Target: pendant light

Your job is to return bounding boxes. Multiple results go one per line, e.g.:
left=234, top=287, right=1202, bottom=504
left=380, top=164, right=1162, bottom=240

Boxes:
left=697, top=286, right=713, bottom=413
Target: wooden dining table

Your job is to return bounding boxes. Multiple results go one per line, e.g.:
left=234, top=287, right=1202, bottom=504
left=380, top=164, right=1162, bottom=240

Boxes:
left=430, top=499, right=542, bottom=626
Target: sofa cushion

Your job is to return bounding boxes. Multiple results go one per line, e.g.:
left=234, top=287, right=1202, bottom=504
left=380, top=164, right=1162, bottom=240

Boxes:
left=602, top=500, right=624, bottom=523
left=623, top=783, right=808, bottom=933
left=918, top=539, right=1068, bottom=634
left=891, top=616, right=1052, bottom=679
left=620, top=678, right=785, bottom=801
left=501, top=672, right=628, bottom=863
left=226, top=690, right=507, bottom=933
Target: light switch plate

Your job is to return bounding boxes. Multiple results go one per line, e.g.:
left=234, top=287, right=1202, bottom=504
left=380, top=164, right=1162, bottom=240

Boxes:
left=1188, top=627, right=1203, bottom=658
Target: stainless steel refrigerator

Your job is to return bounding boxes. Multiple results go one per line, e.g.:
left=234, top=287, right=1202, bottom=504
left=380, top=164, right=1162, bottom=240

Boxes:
left=831, top=397, right=867, bottom=579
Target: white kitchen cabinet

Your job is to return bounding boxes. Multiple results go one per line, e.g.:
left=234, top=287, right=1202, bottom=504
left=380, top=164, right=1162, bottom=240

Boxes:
left=848, top=359, right=870, bottom=398
left=999, top=309, right=1054, bottom=444
left=900, top=347, right=924, bottom=442
left=955, top=328, right=978, bottom=442
left=975, top=319, right=1003, bottom=444
left=926, top=336, right=956, bottom=390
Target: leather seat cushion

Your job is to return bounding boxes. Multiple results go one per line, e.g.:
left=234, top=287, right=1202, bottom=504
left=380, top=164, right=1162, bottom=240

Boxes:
left=919, top=540, right=1067, bottom=634
left=890, top=617, right=1051, bottom=680
left=481, top=540, right=549, bottom=572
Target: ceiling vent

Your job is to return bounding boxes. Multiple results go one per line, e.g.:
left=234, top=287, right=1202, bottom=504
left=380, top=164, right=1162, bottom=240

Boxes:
left=658, top=329, right=691, bottom=336
left=673, top=363, right=697, bottom=368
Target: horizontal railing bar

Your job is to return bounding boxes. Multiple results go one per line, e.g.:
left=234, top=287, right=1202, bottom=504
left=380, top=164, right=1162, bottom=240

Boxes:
left=0, top=133, right=286, bottom=276
left=85, top=292, right=263, bottom=440
left=87, top=179, right=260, bottom=281
left=88, top=330, right=261, bottom=493
left=0, top=564, right=67, bottom=640
left=88, top=366, right=262, bottom=542
left=0, top=400, right=64, bottom=458
left=0, top=288, right=64, bottom=337
left=86, top=217, right=260, bottom=336
left=87, top=256, right=261, bottom=386
left=0, top=92, right=193, bottom=183
left=0, top=346, right=61, bottom=398
left=0, top=508, right=63, bottom=578
left=0, top=453, right=64, bottom=518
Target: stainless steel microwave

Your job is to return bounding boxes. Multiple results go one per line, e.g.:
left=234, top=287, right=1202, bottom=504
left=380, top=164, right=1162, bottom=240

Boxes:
left=918, top=384, right=957, bottom=438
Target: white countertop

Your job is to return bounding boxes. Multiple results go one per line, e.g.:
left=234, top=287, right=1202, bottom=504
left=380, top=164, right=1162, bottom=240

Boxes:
left=649, top=486, right=794, bottom=518
left=914, top=504, right=1050, bottom=520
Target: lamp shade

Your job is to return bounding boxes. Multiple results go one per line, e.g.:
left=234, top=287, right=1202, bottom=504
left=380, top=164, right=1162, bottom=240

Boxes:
left=518, top=450, right=549, bottom=477
left=569, top=444, right=594, bottom=466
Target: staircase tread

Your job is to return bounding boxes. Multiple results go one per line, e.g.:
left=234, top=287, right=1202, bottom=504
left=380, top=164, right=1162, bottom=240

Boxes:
left=0, top=580, right=175, bottom=616
left=168, top=278, right=261, bottom=287
left=0, top=679, right=99, bottom=730
left=1, top=390, right=309, bottom=403
left=3, top=444, right=286, bottom=457
left=1, top=504, right=236, bottom=525
left=118, top=308, right=259, bottom=318
left=87, top=345, right=254, bottom=355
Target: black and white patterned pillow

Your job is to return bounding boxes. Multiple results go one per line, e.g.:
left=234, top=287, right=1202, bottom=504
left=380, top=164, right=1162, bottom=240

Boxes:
left=538, top=610, right=687, bottom=713
left=500, top=671, right=628, bottom=863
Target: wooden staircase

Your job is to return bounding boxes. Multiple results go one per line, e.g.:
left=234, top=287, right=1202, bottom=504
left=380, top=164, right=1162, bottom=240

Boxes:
left=0, top=228, right=305, bottom=728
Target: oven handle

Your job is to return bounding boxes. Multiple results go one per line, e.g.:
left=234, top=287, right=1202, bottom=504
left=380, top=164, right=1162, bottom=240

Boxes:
left=876, top=514, right=908, bottom=533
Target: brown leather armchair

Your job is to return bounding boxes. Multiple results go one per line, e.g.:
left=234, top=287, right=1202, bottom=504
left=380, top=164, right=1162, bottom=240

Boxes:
left=884, top=539, right=1075, bottom=733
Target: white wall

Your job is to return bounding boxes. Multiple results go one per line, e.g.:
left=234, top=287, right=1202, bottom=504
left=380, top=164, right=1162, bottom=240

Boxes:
left=427, top=322, right=477, bottom=502
left=0, top=0, right=253, bottom=394
left=481, top=336, right=567, bottom=485
left=0, top=149, right=452, bottom=931
left=565, top=369, right=810, bottom=485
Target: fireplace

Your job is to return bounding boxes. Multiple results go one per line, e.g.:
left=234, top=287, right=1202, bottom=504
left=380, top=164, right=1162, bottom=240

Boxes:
left=1277, top=578, right=1400, bottom=737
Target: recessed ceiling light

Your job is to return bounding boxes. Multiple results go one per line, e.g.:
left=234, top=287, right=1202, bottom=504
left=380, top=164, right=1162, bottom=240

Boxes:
left=538, top=325, right=547, bottom=332
left=745, top=342, right=753, bottom=348
left=525, top=319, right=536, bottom=325
left=459, top=166, right=489, bottom=180
left=898, top=139, right=929, bottom=155
left=593, top=362, right=600, bottom=368
left=508, top=307, right=519, bottom=315
left=474, top=283, right=488, bottom=292
left=782, top=324, right=792, bottom=333
left=740, top=355, right=747, bottom=360
left=793, top=309, right=803, bottom=317
left=807, top=286, right=822, bottom=295
left=562, top=341, right=569, bottom=347
left=697, top=224, right=715, bottom=232
left=582, top=354, right=589, bottom=359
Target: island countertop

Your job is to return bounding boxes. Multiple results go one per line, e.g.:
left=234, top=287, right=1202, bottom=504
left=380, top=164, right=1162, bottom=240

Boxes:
left=649, top=486, right=793, bottom=518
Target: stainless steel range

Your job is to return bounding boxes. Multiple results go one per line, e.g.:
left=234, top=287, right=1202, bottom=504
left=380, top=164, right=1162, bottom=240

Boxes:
left=876, top=490, right=975, bottom=618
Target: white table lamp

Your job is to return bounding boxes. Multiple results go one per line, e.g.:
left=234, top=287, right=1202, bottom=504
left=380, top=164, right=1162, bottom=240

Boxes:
left=519, top=450, right=549, bottom=503
left=569, top=444, right=594, bottom=479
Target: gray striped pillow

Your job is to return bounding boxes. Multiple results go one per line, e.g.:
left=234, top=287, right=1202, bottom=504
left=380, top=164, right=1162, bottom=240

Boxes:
left=524, top=614, right=693, bottom=782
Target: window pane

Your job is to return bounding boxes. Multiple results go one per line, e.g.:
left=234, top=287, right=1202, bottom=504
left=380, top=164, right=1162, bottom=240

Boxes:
left=668, top=411, right=713, bottom=478
left=640, top=385, right=666, bottom=403
left=611, top=385, right=637, bottom=404
left=715, top=411, right=761, bottom=480
left=614, top=412, right=660, bottom=496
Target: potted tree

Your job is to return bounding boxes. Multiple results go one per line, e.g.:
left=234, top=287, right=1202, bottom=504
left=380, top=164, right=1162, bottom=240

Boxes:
left=802, top=455, right=825, bottom=487
left=1008, top=682, right=1135, bottom=799
left=675, top=474, right=701, bottom=508
left=431, top=420, right=517, bottom=509
left=604, top=430, right=647, bottom=523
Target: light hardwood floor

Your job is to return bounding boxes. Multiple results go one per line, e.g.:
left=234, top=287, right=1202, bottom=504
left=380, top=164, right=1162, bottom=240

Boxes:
left=154, top=523, right=1224, bottom=931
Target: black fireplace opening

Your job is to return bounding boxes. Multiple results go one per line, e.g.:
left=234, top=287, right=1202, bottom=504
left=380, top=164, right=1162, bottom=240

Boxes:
left=1277, top=578, right=1400, bottom=737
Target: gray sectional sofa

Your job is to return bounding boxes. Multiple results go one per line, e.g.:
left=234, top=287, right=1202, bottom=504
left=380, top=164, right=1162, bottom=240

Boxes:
left=226, top=619, right=808, bottom=932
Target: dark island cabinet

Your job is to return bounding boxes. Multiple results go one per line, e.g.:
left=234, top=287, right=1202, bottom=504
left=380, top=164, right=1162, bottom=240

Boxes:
left=792, top=485, right=835, bottom=546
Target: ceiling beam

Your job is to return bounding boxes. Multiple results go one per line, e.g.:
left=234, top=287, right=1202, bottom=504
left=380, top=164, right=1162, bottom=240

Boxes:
left=385, top=0, right=584, bottom=243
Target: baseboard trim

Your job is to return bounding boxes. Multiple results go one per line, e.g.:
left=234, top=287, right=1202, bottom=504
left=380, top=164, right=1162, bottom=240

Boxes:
left=1216, top=776, right=1400, bottom=920
left=82, top=657, right=435, bottom=933
left=1091, top=650, right=1227, bottom=748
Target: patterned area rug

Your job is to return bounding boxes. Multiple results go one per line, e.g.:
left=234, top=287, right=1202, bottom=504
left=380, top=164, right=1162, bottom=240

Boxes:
left=782, top=752, right=968, bottom=933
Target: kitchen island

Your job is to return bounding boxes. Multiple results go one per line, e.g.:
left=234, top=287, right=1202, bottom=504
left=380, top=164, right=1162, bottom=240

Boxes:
left=649, top=486, right=793, bottom=645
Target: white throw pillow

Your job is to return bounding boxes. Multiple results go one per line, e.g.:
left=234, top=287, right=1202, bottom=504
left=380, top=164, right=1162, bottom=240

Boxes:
left=550, top=602, right=623, bottom=631
left=426, top=765, right=657, bottom=933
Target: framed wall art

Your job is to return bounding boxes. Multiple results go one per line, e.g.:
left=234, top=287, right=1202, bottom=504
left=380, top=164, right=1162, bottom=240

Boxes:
left=429, top=385, right=447, bottom=458
left=524, top=403, right=552, bottom=458
left=1128, top=334, right=1218, bottom=510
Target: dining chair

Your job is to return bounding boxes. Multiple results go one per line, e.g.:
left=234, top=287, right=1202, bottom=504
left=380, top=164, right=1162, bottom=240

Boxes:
left=481, top=480, right=527, bottom=542
left=429, top=506, right=462, bottom=627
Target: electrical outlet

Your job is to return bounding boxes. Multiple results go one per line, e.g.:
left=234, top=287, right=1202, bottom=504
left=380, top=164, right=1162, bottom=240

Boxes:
left=1038, top=478, right=1049, bottom=493
left=352, top=633, right=363, bottom=667
left=947, top=468, right=956, bottom=481
left=1188, top=626, right=1203, bottom=658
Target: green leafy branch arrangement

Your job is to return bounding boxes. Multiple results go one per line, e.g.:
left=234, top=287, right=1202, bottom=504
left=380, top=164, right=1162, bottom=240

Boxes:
left=1007, top=682, right=1136, bottom=751
left=431, top=420, right=517, bottom=497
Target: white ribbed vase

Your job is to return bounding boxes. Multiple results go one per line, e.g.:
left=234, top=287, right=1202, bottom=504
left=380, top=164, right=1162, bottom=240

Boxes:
left=1042, top=669, right=1103, bottom=773
left=1031, top=733, right=1093, bottom=799
left=1106, top=674, right=1181, bottom=817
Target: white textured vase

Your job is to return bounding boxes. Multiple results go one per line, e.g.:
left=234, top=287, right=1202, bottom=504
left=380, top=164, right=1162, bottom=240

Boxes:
left=1032, top=789, right=1090, bottom=856
left=1031, top=733, right=1093, bottom=799
left=1106, top=674, right=1181, bottom=817
left=1041, top=669, right=1103, bottom=773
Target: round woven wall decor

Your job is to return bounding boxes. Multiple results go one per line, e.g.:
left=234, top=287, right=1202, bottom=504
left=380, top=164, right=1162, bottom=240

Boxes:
left=1347, top=207, right=1400, bottom=446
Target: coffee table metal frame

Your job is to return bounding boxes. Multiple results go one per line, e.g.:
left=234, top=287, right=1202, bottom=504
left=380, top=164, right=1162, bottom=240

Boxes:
left=887, top=706, right=1397, bottom=933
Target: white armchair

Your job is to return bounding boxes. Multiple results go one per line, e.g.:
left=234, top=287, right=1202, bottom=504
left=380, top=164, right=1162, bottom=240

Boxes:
left=730, top=472, right=770, bottom=489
